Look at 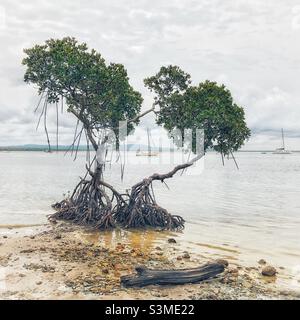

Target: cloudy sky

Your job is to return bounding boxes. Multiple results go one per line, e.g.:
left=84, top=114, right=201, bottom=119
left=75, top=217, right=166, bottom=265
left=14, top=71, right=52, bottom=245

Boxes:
left=0, top=0, right=299, bottom=150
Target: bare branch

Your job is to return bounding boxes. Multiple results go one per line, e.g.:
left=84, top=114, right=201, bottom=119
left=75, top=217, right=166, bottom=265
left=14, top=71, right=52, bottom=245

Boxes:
left=44, top=102, right=51, bottom=152
left=36, top=93, right=47, bottom=131
left=56, top=102, right=59, bottom=152
left=138, top=152, right=204, bottom=186
left=34, top=90, right=46, bottom=113
left=128, top=106, right=155, bottom=124
left=74, top=127, right=83, bottom=161
left=71, top=120, right=80, bottom=155
left=230, top=150, right=239, bottom=170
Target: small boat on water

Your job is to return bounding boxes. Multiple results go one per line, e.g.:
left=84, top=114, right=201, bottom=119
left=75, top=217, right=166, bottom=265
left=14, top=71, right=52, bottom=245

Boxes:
left=273, top=128, right=292, bottom=154
left=136, top=128, right=159, bottom=157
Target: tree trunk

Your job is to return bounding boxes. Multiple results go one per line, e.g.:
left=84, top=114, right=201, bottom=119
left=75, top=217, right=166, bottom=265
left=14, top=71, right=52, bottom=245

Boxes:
left=50, top=159, right=125, bottom=229
left=121, top=263, right=224, bottom=287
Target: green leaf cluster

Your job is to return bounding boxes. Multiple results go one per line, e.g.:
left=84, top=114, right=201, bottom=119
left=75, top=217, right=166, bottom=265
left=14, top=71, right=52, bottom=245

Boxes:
left=23, top=37, right=143, bottom=134
left=144, top=66, right=251, bottom=154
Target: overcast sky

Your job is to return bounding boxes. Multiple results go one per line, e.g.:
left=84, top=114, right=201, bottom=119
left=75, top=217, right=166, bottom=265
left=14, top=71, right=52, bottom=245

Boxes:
left=0, top=0, right=299, bottom=150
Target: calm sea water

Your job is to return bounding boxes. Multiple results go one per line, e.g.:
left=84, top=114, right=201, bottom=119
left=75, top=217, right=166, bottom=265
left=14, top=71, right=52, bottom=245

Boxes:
left=0, top=151, right=300, bottom=283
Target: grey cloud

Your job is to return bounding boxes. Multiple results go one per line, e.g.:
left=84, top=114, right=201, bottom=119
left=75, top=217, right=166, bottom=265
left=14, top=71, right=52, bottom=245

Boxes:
left=0, top=0, right=299, bottom=149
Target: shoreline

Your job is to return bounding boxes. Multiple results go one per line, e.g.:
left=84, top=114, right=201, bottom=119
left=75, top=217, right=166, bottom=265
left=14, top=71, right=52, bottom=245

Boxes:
left=0, top=223, right=299, bottom=300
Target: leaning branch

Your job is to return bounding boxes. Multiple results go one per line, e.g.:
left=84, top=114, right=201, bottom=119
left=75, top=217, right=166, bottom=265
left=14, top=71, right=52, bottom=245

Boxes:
left=69, top=109, right=98, bottom=151
left=133, top=152, right=204, bottom=189
left=128, top=106, right=155, bottom=124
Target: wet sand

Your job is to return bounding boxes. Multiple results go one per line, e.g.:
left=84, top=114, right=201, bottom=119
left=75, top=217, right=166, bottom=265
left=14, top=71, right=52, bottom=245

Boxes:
left=0, top=222, right=299, bottom=300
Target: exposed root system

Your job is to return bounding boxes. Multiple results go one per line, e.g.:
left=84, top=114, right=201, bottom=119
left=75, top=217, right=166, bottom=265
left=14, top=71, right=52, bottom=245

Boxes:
left=50, top=157, right=196, bottom=231
left=114, top=177, right=185, bottom=230
left=51, top=164, right=126, bottom=230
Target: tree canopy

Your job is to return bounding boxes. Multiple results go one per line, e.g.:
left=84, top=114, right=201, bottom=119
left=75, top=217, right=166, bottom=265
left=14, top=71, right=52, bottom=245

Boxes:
left=145, top=66, right=250, bottom=156
left=23, top=37, right=143, bottom=149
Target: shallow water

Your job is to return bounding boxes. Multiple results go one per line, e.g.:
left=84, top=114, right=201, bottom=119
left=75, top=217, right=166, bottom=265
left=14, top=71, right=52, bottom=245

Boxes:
left=0, top=151, right=300, bottom=288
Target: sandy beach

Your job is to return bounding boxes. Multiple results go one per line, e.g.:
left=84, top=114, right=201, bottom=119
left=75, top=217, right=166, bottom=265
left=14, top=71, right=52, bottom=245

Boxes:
left=0, top=222, right=299, bottom=300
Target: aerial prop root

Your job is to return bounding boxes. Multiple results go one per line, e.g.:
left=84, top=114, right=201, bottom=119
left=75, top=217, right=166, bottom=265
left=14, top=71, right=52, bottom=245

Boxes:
left=114, top=177, right=185, bottom=230
left=50, top=166, right=126, bottom=229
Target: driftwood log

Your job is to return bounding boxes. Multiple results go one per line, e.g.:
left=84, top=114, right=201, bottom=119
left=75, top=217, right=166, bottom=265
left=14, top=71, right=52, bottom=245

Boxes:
left=120, top=263, right=224, bottom=288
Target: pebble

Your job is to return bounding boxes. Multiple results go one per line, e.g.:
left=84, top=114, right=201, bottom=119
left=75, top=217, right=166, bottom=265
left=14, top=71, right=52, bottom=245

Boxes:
left=182, top=253, right=190, bottom=259
left=54, top=234, right=62, bottom=240
left=262, top=266, right=277, bottom=276
left=228, top=267, right=239, bottom=274
left=116, top=244, right=125, bottom=250
left=3, top=236, right=7, bottom=239
left=155, top=246, right=162, bottom=251
left=36, top=281, right=43, bottom=285
left=168, top=238, right=176, bottom=244
left=279, top=290, right=290, bottom=296
left=216, top=259, right=229, bottom=267
left=212, top=288, right=219, bottom=295
left=243, top=281, right=253, bottom=289
left=49, top=218, right=57, bottom=224
left=113, top=263, right=122, bottom=270
left=102, top=268, right=109, bottom=274
left=258, top=259, right=267, bottom=265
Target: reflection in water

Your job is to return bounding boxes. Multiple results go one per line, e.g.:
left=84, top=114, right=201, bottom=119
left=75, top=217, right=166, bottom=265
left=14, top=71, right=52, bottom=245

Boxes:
left=191, top=242, right=239, bottom=254
left=82, top=228, right=177, bottom=254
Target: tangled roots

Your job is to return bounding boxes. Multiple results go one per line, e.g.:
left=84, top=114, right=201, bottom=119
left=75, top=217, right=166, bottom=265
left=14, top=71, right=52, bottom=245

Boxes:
left=50, top=166, right=125, bottom=230
left=114, top=178, right=185, bottom=230
left=50, top=168, right=185, bottom=231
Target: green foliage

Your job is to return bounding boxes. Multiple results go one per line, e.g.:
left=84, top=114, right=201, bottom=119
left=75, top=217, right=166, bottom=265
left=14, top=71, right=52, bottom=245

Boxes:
left=23, top=37, right=143, bottom=137
left=144, top=65, right=191, bottom=100
left=144, top=66, right=251, bottom=155
left=23, top=39, right=250, bottom=156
